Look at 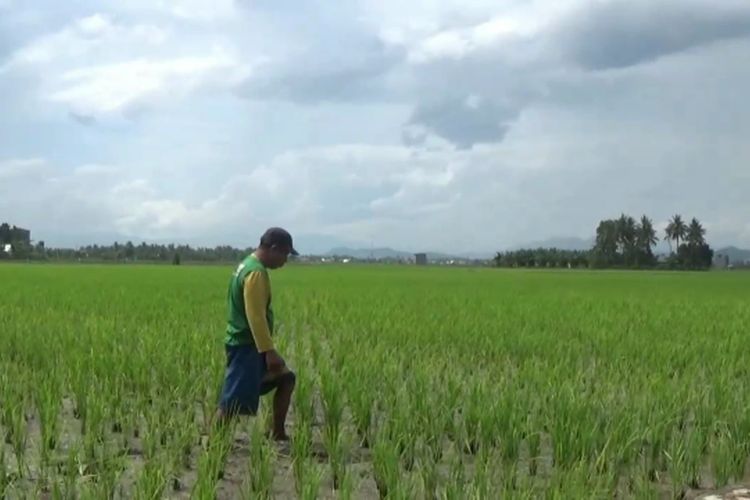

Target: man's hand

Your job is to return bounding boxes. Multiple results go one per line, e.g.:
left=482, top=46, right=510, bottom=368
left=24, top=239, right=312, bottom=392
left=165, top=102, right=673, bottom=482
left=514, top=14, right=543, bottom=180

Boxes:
left=264, top=349, right=286, bottom=374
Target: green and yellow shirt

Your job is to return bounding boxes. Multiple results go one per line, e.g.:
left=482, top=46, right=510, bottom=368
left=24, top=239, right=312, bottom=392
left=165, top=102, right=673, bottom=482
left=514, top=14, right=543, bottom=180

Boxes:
left=224, top=253, right=275, bottom=351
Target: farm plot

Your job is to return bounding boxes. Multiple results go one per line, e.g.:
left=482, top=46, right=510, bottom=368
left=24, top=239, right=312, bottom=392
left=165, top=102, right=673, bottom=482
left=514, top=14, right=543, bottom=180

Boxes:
left=1, top=263, right=749, bottom=498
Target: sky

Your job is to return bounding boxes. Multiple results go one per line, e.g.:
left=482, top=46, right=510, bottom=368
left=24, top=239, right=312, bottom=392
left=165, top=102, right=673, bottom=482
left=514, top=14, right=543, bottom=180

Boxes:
left=1, top=0, right=749, bottom=255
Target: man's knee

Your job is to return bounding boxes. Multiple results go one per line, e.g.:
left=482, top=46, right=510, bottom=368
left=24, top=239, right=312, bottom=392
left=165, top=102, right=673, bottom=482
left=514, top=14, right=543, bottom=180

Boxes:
left=278, top=370, right=296, bottom=389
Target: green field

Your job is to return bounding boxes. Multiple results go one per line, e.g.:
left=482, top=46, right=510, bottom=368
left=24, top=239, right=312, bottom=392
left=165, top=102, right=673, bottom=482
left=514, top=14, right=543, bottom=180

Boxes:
left=1, top=263, right=749, bottom=499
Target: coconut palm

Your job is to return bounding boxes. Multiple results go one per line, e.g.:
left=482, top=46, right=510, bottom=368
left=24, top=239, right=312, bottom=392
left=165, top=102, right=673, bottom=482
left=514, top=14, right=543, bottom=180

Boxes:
left=686, top=218, right=706, bottom=247
left=665, top=214, right=687, bottom=253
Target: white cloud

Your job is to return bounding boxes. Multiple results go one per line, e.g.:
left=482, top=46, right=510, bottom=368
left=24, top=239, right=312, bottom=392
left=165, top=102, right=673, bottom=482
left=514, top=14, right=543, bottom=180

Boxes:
left=48, top=51, right=248, bottom=115
left=0, top=157, right=48, bottom=180
left=5, top=14, right=167, bottom=67
left=406, top=15, right=541, bottom=63
left=2, top=12, right=251, bottom=117
left=123, top=0, right=238, bottom=22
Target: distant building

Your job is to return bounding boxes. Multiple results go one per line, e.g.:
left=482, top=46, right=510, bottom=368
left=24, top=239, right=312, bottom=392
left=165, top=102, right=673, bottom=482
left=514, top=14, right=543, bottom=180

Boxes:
left=415, top=253, right=427, bottom=265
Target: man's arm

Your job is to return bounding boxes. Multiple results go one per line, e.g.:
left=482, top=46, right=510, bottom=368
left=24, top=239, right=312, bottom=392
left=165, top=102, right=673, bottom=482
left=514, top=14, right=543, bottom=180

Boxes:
left=243, top=270, right=275, bottom=353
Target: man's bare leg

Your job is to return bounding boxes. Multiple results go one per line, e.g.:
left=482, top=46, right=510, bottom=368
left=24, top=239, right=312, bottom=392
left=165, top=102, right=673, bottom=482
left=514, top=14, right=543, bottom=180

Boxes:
left=269, top=372, right=296, bottom=440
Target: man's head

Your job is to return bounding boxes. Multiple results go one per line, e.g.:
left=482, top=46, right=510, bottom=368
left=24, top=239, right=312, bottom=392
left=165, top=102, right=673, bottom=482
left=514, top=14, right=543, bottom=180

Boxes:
left=255, top=227, right=299, bottom=269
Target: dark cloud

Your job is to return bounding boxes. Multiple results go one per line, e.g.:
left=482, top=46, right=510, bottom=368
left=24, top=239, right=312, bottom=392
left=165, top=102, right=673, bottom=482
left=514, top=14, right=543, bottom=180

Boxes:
left=555, top=0, right=750, bottom=70
left=238, top=41, right=402, bottom=103
left=405, top=97, right=520, bottom=149
left=235, top=0, right=404, bottom=103
left=69, top=111, right=96, bottom=126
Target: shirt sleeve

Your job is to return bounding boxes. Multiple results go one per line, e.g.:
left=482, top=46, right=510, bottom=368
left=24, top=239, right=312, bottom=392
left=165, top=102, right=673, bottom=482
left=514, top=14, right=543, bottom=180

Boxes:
left=243, top=270, right=274, bottom=353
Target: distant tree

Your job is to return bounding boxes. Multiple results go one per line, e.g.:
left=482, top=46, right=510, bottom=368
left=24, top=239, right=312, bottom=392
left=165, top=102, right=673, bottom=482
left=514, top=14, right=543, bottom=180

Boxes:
left=125, top=241, right=135, bottom=260
left=172, top=252, right=181, bottom=265
left=636, top=215, right=658, bottom=266
left=616, top=214, right=638, bottom=266
left=594, top=219, right=619, bottom=266
left=678, top=242, right=713, bottom=270
left=686, top=218, right=706, bottom=247
left=665, top=214, right=687, bottom=254
left=0, top=223, right=10, bottom=244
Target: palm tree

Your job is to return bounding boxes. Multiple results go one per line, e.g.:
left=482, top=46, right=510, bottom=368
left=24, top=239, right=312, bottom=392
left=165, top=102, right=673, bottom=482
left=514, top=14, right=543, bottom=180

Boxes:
left=666, top=214, right=687, bottom=253
left=664, top=222, right=674, bottom=254
left=638, top=215, right=659, bottom=252
left=616, top=214, right=637, bottom=264
left=686, top=218, right=706, bottom=247
left=637, top=215, right=658, bottom=256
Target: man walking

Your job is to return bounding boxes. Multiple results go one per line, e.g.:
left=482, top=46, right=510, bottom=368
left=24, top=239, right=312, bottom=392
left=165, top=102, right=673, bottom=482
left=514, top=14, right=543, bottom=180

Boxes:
left=215, top=227, right=298, bottom=440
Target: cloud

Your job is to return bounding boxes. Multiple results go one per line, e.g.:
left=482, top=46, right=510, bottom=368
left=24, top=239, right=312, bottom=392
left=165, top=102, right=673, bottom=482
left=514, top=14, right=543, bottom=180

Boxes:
left=4, top=14, right=167, bottom=67
left=0, top=157, right=48, bottom=180
left=2, top=12, right=251, bottom=118
left=47, top=52, right=248, bottom=116
left=552, top=0, right=750, bottom=70
left=405, top=96, right=520, bottom=149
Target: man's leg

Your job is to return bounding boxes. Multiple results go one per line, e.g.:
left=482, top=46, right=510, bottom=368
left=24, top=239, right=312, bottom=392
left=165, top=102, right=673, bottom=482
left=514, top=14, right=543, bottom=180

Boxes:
left=261, top=370, right=296, bottom=440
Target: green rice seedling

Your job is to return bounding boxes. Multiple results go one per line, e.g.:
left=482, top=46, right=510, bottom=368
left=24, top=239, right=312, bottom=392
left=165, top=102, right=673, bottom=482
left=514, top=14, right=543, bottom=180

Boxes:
left=388, top=389, right=420, bottom=471
left=664, top=427, right=703, bottom=499
left=7, top=399, right=28, bottom=478
left=300, top=460, right=324, bottom=500
left=134, top=453, right=168, bottom=500
left=0, top=439, right=10, bottom=497
left=95, top=453, right=126, bottom=500
left=470, top=446, right=492, bottom=499
left=495, top=391, right=522, bottom=463
left=499, top=453, right=518, bottom=493
left=629, top=464, right=661, bottom=500
left=525, top=411, right=542, bottom=476
left=244, top=417, right=275, bottom=499
left=683, top=426, right=705, bottom=490
left=710, top=423, right=732, bottom=489
left=292, top=419, right=313, bottom=495
left=323, top=424, right=350, bottom=490
left=727, top=410, right=750, bottom=483
left=547, top=459, right=614, bottom=499
left=82, top=387, right=107, bottom=464
left=416, top=442, right=440, bottom=500
left=192, top=421, right=233, bottom=498
left=337, top=464, right=358, bottom=500
left=443, top=448, right=466, bottom=500
left=293, top=362, right=315, bottom=429
left=168, top=411, right=198, bottom=488
left=346, top=366, right=374, bottom=447
left=35, top=376, right=61, bottom=469
left=373, top=431, right=401, bottom=499
left=72, top=368, right=89, bottom=434
left=319, top=361, right=345, bottom=445
left=461, top=382, right=486, bottom=455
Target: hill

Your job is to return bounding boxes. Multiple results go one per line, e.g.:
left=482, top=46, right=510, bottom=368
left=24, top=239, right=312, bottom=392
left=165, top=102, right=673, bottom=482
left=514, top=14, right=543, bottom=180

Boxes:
left=325, top=247, right=466, bottom=260
left=716, top=246, right=750, bottom=264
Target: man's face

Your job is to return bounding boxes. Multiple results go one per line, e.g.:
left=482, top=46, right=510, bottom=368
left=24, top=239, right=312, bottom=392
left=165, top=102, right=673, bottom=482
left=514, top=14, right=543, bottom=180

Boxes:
left=266, top=245, right=291, bottom=269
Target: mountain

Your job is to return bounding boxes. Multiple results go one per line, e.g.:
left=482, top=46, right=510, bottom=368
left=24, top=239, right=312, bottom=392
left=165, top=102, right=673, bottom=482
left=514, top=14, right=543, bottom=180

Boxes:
left=324, top=247, right=486, bottom=261
left=716, top=246, right=750, bottom=264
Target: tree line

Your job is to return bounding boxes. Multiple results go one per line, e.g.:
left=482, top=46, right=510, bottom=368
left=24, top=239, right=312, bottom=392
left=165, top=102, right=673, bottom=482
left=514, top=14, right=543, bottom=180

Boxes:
left=494, top=214, right=715, bottom=270
left=0, top=235, right=254, bottom=264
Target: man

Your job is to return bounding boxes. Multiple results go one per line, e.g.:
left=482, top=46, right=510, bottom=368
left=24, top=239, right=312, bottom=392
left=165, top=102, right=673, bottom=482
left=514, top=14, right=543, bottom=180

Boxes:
left=215, top=227, right=299, bottom=440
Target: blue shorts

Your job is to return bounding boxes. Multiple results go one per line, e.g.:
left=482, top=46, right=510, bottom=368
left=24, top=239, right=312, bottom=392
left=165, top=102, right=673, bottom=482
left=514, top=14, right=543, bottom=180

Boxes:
left=218, top=344, right=278, bottom=416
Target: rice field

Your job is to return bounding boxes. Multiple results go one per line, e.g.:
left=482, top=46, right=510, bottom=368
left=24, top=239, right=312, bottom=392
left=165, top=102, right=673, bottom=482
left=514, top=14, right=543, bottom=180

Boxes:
left=1, top=262, right=749, bottom=499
